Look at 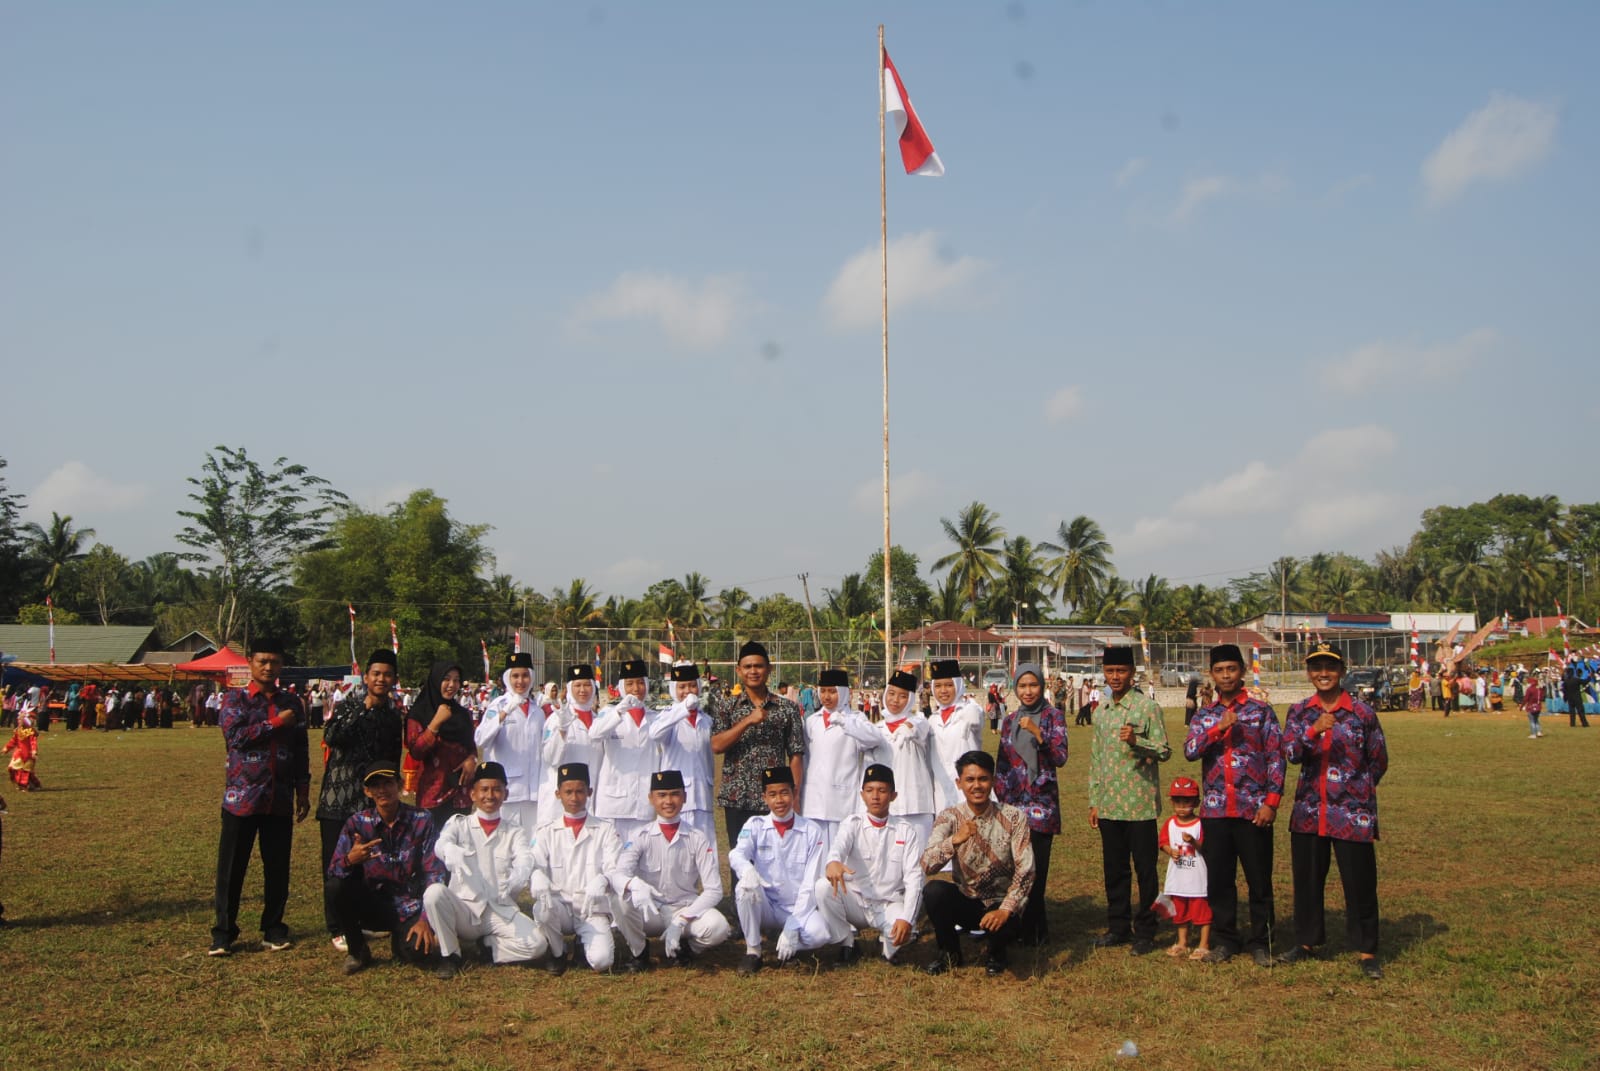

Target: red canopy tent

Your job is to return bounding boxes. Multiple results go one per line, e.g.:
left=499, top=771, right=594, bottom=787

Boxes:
left=174, top=647, right=249, bottom=675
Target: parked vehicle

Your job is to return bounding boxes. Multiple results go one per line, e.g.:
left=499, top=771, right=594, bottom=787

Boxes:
left=981, top=667, right=1011, bottom=691
left=1344, top=667, right=1384, bottom=705
left=1159, top=663, right=1199, bottom=687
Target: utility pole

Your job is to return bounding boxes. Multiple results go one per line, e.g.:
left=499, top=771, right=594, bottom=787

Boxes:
left=797, top=572, right=823, bottom=664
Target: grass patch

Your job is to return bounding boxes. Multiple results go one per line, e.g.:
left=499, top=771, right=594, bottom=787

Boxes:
left=0, top=711, right=1596, bottom=1069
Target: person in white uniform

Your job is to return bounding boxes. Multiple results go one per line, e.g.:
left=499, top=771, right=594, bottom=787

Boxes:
left=649, top=663, right=716, bottom=842
left=422, top=761, right=549, bottom=978
left=527, top=761, right=622, bottom=974
left=799, top=668, right=881, bottom=856
left=541, top=664, right=603, bottom=801
left=926, top=659, right=985, bottom=813
left=816, top=762, right=927, bottom=965
left=610, top=769, right=731, bottom=971
left=590, top=658, right=660, bottom=843
left=473, top=652, right=550, bottom=833
left=865, top=669, right=939, bottom=844
left=728, top=766, right=830, bottom=976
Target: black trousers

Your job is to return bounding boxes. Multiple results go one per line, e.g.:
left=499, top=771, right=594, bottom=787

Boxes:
left=1098, top=818, right=1159, bottom=940
left=1290, top=832, right=1379, bottom=955
left=212, top=810, right=293, bottom=946
left=1018, top=831, right=1053, bottom=944
left=1202, top=816, right=1276, bottom=954
left=324, top=874, right=432, bottom=963
left=1567, top=687, right=1590, bottom=727
left=924, top=880, right=1022, bottom=961
left=319, top=818, right=347, bottom=936
left=723, top=807, right=761, bottom=853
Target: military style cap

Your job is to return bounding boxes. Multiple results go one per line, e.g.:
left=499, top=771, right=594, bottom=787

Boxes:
left=862, top=763, right=895, bottom=788
left=651, top=770, right=685, bottom=791
left=928, top=659, right=961, bottom=680
left=566, top=664, right=595, bottom=681
left=761, top=766, right=795, bottom=788
left=557, top=762, right=590, bottom=786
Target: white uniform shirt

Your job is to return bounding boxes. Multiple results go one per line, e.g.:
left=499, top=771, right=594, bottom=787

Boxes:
left=590, top=704, right=660, bottom=822
left=868, top=714, right=939, bottom=816
left=613, top=821, right=723, bottom=916
left=827, top=812, right=927, bottom=927
left=927, top=699, right=985, bottom=811
left=799, top=709, right=881, bottom=822
left=529, top=813, right=623, bottom=901
left=729, top=812, right=826, bottom=920
left=474, top=694, right=549, bottom=803
left=433, top=811, right=535, bottom=921
left=541, top=706, right=603, bottom=796
left=649, top=701, right=714, bottom=812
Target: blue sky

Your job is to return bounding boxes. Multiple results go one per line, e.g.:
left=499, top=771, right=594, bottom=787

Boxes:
left=3, top=2, right=1595, bottom=605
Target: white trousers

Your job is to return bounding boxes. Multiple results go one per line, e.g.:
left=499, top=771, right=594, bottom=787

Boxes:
left=537, top=894, right=615, bottom=972
left=812, top=878, right=902, bottom=961
left=734, top=886, right=831, bottom=954
left=613, top=897, right=731, bottom=957
left=422, top=884, right=548, bottom=963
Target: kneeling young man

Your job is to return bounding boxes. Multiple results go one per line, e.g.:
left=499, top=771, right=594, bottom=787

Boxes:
left=612, top=769, right=731, bottom=971
left=325, top=759, right=447, bottom=975
left=528, top=762, right=623, bottom=974
left=422, top=761, right=548, bottom=979
left=728, top=766, right=830, bottom=975
left=816, top=763, right=927, bottom=965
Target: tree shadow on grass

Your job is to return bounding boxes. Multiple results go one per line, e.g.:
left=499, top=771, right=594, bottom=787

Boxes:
left=4, top=896, right=210, bottom=930
left=1321, top=909, right=1448, bottom=961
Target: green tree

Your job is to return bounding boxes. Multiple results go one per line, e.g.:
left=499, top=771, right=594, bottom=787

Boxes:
left=712, top=588, right=752, bottom=630
left=984, top=536, right=1053, bottom=624
left=177, top=446, right=347, bottom=646
left=823, top=573, right=875, bottom=620
left=1040, top=515, right=1114, bottom=614
left=0, top=458, right=28, bottom=616
left=1131, top=573, right=1173, bottom=626
left=67, top=544, right=134, bottom=625
left=863, top=545, right=932, bottom=623
left=933, top=501, right=1005, bottom=625
left=21, top=511, right=96, bottom=596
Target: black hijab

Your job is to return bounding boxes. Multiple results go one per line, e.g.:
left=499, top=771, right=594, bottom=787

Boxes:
left=411, top=660, right=475, bottom=747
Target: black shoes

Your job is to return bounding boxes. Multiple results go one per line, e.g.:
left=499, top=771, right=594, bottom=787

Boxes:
left=544, top=951, right=568, bottom=977
left=1200, top=947, right=1233, bottom=964
left=342, top=948, right=373, bottom=976
left=433, top=954, right=462, bottom=980
left=737, top=953, right=763, bottom=977
left=837, top=942, right=863, bottom=967
left=1250, top=948, right=1274, bottom=968
left=921, top=952, right=963, bottom=976
left=1092, top=931, right=1130, bottom=948
left=621, top=948, right=651, bottom=974
left=1129, top=938, right=1156, bottom=956
left=1359, top=957, right=1383, bottom=980
left=983, top=952, right=1010, bottom=977
left=1276, top=944, right=1318, bottom=965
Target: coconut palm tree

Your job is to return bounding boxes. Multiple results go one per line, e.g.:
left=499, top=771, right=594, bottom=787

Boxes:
left=22, top=511, right=96, bottom=595
left=984, top=536, right=1053, bottom=624
left=680, top=572, right=712, bottom=628
left=1499, top=533, right=1558, bottom=617
left=1075, top=575, right=1135, bottom=625
left=1131, top=573, right=1173, bottom=626
left=933, top=501, right=1005, bottom=625
left=1039, top=515, right=1113, bottom=614
left=712, top=587, right=751, bottom=630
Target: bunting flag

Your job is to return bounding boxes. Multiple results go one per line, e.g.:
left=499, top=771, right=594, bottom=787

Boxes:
left=513, top=629, right=522, bottom=655
left=46, top=595, right=56, bottom=665
left=594, top=644, right=603, bottom=683
left=1409, top=617, right=1420, bottom=668
left=347, top=603, right=358, bottom=673
left=389, top=619, right=399, bottom=654
left=1139, top=624, right=1152, bottom=676
left=883, top=49, right=944, bottom=176
left=1549, top=647, right=1563, bottom=666
left=1250, top=644, right=1262, bottom=688
left=480, top=639, right=492, bottom=684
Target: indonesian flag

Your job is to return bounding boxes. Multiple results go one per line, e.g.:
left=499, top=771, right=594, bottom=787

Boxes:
left=390, top=619, right=399, bottom=654
left=513, top=629, right=522, bottom=654
left=47, top=595, right=56, bottom=665
left=481, top=639, right=492, bottom=684
left=348, top=603, right=358, bottom=673
left=883, top=49, right=943, bottom=177
left=1549, top=648, right=1564, bottom=665
left=658, top=642, right=675, bottom=665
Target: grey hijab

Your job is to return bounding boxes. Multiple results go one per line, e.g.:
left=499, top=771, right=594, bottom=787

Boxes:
left=1011, top=663, right=1045, bottom=778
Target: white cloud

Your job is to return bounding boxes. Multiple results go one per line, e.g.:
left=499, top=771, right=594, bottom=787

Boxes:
left=824, top=231, right=988, bottom=330
left=1172, top=460, right=1282, bottom=517
left=600, top=556, right=664, bottom=587
left=1114, top=156, right=1148, bottom=188
left=1120, top=515, right=1199, bottom=555
left=1287, top=492, right=1401, bottom=543
left=852, top=469, right=938, bottom=514
left=571, top=271, right=746, bottom=350
left=1043, top=386, right=1083, bottom=423
left=1299, top=424, right=1397, bottom=469
left=29, top=461, right=147, bottom=517
left=1423, top=93, right=1557, bottom=205
left=1324, top=173, right=1374, bottom=203
left=1169, top=172, right=1287, bottom=223
left=1317, top=328, right=1500, bottom=394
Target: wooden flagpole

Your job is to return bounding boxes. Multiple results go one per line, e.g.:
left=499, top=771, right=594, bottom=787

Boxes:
left=878, top=25, right=895, bottom=685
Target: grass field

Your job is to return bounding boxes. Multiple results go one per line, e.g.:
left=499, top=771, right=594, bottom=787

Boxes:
left=1, top=709, right=1596, bottom=1071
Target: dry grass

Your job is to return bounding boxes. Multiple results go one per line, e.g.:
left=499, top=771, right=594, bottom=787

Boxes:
left=1, top=709, right=1596, bottom=1070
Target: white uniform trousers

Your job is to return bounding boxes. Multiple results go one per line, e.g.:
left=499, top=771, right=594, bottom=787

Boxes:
left=422, top=884, right=547, bottom=963
left=614, top=897, right=731, bottom=957
left=813, top=878, right=902, bottom=961
left=537, top=894, right=615, bottom=972
left=734, top=887, right=830, bottom=954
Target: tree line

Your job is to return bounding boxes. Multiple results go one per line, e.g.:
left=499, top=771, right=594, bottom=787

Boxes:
left=3, top=450, right=1597, bottom=680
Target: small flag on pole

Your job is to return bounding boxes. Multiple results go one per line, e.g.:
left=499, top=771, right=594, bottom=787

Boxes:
left=46, top=595, right=56, bottom=665
left=658, top=641, right=675, bottom=666
left=348, top=603, right=358, bottom=673
left=481, top=639, right=492, bottom=684
left=1250, top=644, right=1262, bottom=688
left=390, top=619, right=399, bottom=655
left=513, top=629, right=522, bottom=655
left=883, top=49, right=944, bottom=177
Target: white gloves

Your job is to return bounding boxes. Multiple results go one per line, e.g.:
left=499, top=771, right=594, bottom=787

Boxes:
left=531, top=892, right=556, bottom=924
left=496, top=877, right=514, bottom=902
left=528, top=871, right=552, bottom=896
left=683, top=692, right=700, bottom=711
left=663, top=914, right=686, bottom=958
left=628, top=879, right=661, bottom=919
left=583, top=875, right=611, bottom=916
left=775, top=927, right=800, bottom=962
left=736, top=867, right=762, bottom=894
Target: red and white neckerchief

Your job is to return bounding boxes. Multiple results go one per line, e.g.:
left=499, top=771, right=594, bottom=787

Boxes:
left=887, top=719, right=906, bottom=733
left=867, top=814, right=888, bottom=829
left=940, top=705, right=955, bottom=724
left=773, top=816, right=794, bottom=837
left=478, top=816, right=502, bottom=836
left=563, top=814, right=586, bottom=838
left=659, top=820, right=680, bottom=843
left=574, top=709, right=593, bottom=730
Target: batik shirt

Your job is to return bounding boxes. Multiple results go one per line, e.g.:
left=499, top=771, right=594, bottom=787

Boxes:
left=220, top=682, right=309, bottom=818
left=1282, top=691, right=1388, bottom=843
left=1182, top=692, right=1284, bottom=819
left=1087, top=688, right=1170, bottom=821
left=316, top=693, right=405, bottom=822
left=328, top=803, right=445, bottom=925
left=920, top=801, right=1034, bottom=916
left=709, top=691, right=805, bottom=811
left=994, top=703, right=1069, bottom=834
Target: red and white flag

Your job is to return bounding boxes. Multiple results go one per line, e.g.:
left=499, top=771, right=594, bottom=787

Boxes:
left=883, top=49, right=944, bottom=177
left=1549, top=648, right=1563, bottom=665
left=390, top=619, right=400, bottom=654
left=46, top=595, right=56, bottom=665
left=348, top=603, right=358, bottom=673
left=481, top=639, right=492, bottom=684
left=658, top=642, right=675, bottom=666
left=513, top=629, right=522, bottom=655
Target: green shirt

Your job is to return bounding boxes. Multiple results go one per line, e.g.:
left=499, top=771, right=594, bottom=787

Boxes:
left=1087, top=688, right=1171, bottom=820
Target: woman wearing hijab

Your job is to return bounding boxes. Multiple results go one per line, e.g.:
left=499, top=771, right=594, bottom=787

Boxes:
left=476, top=652, right=549, bottom=833
left=994, top=662, right=1068, bottom=945
left=405, top=661, right=479, bottom=827
left=541, top=665, right=603, bottom=803
left=866, top=669, right=939, bottom=843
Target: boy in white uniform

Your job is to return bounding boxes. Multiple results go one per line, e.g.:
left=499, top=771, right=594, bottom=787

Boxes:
left=422, top=761, right=549, bottom=978
left=527, top=761, right=622, bottom=974
left=926, top=660, right=985, bottom=813
left=816, top=762, right=926, bottom=966
left=867, top=670, right=939, bottom=843
left=728, top=766, right=830, bottom=976
left=649, top=663, right=716, bottom=842
left=541, top=664, right=602, bottom=801
left=590, top=658, right=660, bottom=843
left=473, top=652, right=549, bottom=832
left=799, top=668, right=881, bottom=856
left=610, top=769, right=730, bottom=971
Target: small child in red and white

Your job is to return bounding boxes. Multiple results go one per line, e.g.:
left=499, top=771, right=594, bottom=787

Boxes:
left=1155, top=776, right=1211, bottom=960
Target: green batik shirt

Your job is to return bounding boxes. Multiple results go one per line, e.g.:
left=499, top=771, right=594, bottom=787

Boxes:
left=1087, top=688, right=1171, bottom=820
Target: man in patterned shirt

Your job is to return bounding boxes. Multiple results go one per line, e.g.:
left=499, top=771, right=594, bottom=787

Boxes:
left=1088, top=645, right=1170, bottom=956
left=1183, top=643, right=1284, bottom=966
left=326, top=759, right=446, bottom=975
left=919, top=750, right=1034, bottom=976
left=710, top=640, right=806, bottom=850
left=210, top=636, right=309, bottom=956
